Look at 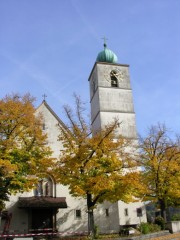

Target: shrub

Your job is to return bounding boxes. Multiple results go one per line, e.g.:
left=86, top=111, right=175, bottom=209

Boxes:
left=119, top=228, right=130, bottom=236
left=139, top=223, right=150, bottom=234
left=148, top=223, right=161, bottom=232
left=138, top=222, right=161, bottom=234
left=94, top=225, right=99, bottom=239
left=171, top=213, right=180, bottom=221
left=155, top=216, right=165, bottom=230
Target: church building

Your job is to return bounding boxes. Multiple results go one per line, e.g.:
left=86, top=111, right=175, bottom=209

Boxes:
left=0, top=44, right=147, bottom=235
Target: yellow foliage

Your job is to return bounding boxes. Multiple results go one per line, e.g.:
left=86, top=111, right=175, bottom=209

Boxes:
left=0, top=93, right=54, bottom=206
left=54, top=95, right=141, bottom=209
left=139, top=124, right=180, bottom=211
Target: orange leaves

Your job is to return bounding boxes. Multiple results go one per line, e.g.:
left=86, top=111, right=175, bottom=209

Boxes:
left=0, top=93, right=53, bottom=204
left=54, top=95, right=141, bottom=208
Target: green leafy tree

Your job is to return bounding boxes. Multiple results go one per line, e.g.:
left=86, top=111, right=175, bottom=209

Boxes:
left=0, top=93, right=53, bottom=210
left=53, top=95, right=141, bottom=236
left=139, top=124, right=180, bottom=221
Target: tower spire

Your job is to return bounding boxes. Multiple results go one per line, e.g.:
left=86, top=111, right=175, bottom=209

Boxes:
left=96, top=38, right=118, bottom=63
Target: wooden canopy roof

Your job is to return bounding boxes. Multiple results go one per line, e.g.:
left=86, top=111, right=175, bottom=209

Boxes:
left=18, top=196, right=67, bottom=209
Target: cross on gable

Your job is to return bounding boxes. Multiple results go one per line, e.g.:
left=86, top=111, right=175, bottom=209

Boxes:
left=42, top=94, right=47, bottom=101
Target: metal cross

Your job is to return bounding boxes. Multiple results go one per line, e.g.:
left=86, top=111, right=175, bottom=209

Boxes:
left=42, top=94, right=47, bottom=101
left=102, top=36, right=108, bottom=45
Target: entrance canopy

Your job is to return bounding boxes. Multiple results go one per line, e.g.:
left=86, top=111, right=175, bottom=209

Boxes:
left=18, top=196, right=67, bottom=209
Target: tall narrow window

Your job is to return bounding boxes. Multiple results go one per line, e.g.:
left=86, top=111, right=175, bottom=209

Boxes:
left=105, top=208, right=109, bottom=217
left=124, top=208, right=128, bottom=216
left=34, top=180, right=43, bottom=196
left=92, top=81, right=96, bottom=94
left=110, top=70, right=118, bottom=87
left=34, top=177, right=53, bottom=197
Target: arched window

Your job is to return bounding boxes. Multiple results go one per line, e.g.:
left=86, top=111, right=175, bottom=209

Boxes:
left=110, top=70, right=118, bottom=87
left=92, top=81, right=96, bottom=94
left=34, top=177, right=53, bottom=197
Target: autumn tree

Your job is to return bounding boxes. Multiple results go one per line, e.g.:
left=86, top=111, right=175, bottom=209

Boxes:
left=54, top=95, right=141, bottom=235
left=0, top=93, right=53, bottom=210
left=139, top=124, right=180, bottom=221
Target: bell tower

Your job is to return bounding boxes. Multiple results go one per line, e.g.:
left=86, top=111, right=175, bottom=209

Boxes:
left=89, top=43, right=137, bottom=139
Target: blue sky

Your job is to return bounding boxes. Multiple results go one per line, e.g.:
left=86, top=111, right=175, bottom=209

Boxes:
left=0, top=0, right=180, bottom=135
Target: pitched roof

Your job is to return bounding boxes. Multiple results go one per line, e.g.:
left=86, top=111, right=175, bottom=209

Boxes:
left=36, top=100, right=67, bottom=129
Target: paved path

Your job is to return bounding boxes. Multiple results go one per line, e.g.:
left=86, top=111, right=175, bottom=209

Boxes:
left=149, top=232, right=180, bottom=240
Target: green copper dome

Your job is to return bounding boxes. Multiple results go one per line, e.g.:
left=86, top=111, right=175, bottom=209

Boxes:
left=96, top=44, right=118, bottom=63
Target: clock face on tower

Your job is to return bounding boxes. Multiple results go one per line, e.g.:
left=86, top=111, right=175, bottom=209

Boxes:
left=104, top=67, right=125, bottom=82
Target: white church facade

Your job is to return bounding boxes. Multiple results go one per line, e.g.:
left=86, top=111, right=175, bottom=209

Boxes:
left=0, top=44, right=147, bottom=235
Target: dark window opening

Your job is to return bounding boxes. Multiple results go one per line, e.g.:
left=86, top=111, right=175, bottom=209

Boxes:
left=92, top=81, right=96, bottom=94
left=137, top=208, right=142, bottom=217
left=124, top=208, right=128, bottom=216
left=75, top=209, right=81, bottom=218
left=110, top=70, right=118, bottom=87
left=105, top=208, right=109, bottom=217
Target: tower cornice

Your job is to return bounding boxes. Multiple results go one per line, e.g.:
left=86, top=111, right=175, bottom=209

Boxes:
left=88, top=62, right=129, bottom=81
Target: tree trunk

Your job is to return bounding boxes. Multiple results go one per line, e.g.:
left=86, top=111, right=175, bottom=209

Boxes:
left=159, top=199, right=167, bottom=222
left=87, top=193, right=95, bottom=237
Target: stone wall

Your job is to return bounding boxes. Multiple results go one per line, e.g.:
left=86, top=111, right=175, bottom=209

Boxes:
left=166, top=221, right=180, bottom=233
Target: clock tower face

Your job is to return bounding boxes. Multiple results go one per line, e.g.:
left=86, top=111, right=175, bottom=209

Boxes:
left=104, top=66, right=125, bottom=82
